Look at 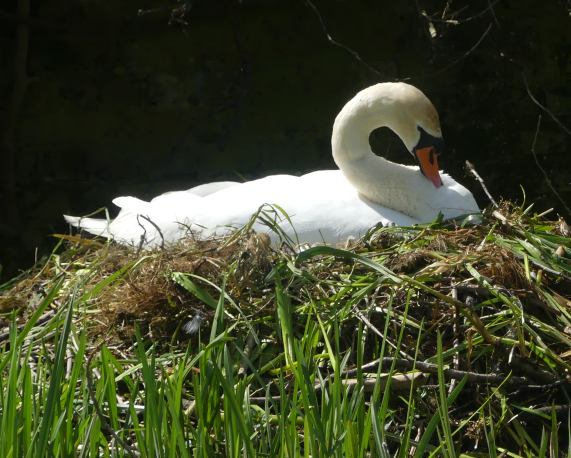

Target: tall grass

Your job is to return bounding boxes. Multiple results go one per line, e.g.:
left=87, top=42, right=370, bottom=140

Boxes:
left=0, top=203, right=570, bottom=456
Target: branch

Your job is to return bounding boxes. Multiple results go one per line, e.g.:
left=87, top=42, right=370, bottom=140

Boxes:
left=529, top=115, right=571, bottom=217
left=247, top=356, right=564, bottom=406
left=519, top=404, right=571, bottom=416
left=523, top=75, right=571, bottom=137
left=136, top=214, right=165, bottom=251
left=405, top=23, right=493, bottom=82
left=422, top=0, right=502, bottom=25
left=0, top=310, right=56, bottom=344
left=341, top=357, right=559, bottom=387
left=465, top=160, right=498, bottom=208
left=304, top=0, right=382, bottom=77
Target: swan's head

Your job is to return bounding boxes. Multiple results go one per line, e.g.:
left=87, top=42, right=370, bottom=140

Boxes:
left=412, top=126, right=444, bottom=189
left=332, top=82, right=445, bottom=188
left=381, top=83, right=444, bottom=189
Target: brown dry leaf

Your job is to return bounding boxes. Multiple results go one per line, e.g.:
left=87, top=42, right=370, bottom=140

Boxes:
left=559, top=348, right=571, bottom=359
left=0, top=295, right=25, bottom=312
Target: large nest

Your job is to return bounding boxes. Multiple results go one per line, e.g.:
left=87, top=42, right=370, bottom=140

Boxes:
left=1, top=201, right=570, bottom=453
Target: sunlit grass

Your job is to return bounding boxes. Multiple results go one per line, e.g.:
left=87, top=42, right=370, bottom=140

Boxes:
left=0, top=202, right=570, bottom=456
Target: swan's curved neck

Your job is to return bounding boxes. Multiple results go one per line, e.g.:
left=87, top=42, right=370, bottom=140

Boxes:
left=331, top=85, right=429, bottom=219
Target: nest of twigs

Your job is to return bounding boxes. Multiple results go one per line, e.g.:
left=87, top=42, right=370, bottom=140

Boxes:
left=1, top=201, right=570, bottom=453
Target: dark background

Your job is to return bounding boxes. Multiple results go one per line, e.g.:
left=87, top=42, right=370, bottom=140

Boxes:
left=1, top=0, right=570, bottom=281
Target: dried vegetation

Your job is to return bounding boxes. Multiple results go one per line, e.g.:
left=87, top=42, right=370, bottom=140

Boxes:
left=1, top=201, right=570, bottom=455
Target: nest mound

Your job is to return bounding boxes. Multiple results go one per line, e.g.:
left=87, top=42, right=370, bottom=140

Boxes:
left=1, top=201, right=570, bottom=453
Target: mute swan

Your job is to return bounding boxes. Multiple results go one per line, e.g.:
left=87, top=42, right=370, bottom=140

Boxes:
left=65, top=82, right=480, bottom=247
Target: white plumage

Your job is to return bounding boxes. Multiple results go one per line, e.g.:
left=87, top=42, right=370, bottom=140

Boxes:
left=65, top=82, right=480, bottom=247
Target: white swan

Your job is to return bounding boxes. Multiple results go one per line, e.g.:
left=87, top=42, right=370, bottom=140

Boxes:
left=64, top=82, right=480, bottom=247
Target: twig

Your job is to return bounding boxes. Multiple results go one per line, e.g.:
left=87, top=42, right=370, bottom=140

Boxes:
left=136, top=216, right=148, bottom=253
left=248, top=372, right=427, bottom=405
left=487, top=0, right=501, bottom=27
left=0, top=310, right=56, bottom=343
left=341, top=357, right=559, bottom=386
left=449, top=287, right=460, bottom=394
left=304, top=0, right=382, bottom=77
left=248, top=357, right=564, bottom=406
left=529, top=115, right=571, bottom=217
left=353, top=308, right=412, bottom=360
left=402, top=274, right=498, bottom=345
left=404, top=23, right=493, bottom=82
left=85, top=350, right=137, bottom=457
left=136, top=214, right=165, bottom=251
left=519, top=404, right=571, bottom=416
left=305, top=1, right=492, bottom=88
left=523, top=76, right=571, bottom=137
left=422, top=0, right=502, bottom=24
left=410, top=420, right=424, bottom=457
left=465, top=160, right=498, bottom=207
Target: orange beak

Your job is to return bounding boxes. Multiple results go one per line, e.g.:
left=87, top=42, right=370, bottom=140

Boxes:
left=415, top=146, right=443, bottom=188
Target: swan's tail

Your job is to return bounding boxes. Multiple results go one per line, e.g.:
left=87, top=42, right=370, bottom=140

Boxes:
left=63, top=189, right=217, bottom=247
left=64, top=196, right=149, bottom=240
left=63, top=215, right=111, bottom=238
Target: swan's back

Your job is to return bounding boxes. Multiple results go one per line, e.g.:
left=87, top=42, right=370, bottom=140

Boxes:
left=64, top=82, right=480, bottom=247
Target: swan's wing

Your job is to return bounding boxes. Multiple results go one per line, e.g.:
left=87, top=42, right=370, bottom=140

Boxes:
left=106, top=192, right=208, bottom=246
left=112, top=196, right=149, bottom=213
left=193, top=171, right=420, bottom=243
left=436, top=173, right=481, bottom=220
left=65, top=171, right=429, bottom=247
left=186, top=181, right=240, bottom=197
left=153, top=181, right=240, bottom=201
